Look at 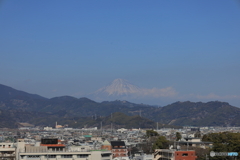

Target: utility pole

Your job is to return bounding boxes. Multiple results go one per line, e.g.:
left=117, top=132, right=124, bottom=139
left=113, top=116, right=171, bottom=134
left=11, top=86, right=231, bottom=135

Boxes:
left=111, top=123, right=113, bottom=133
left=101, top=121, right=103, bottom=132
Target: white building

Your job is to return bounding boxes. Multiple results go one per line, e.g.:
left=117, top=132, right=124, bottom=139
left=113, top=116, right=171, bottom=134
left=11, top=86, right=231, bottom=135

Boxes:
left=112, top=157, right=130, bottom=160
left=133, top=154, right=153, bottom=160
left=18, top=150, right=112, bottom=160
left=0, top=142, right=16, bottom=160
left=15, top=139, right=112, bottom=160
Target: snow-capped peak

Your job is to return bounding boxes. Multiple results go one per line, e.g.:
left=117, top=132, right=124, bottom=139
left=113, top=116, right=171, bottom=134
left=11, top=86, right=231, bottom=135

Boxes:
left=95, top=79, right=141, bottom=96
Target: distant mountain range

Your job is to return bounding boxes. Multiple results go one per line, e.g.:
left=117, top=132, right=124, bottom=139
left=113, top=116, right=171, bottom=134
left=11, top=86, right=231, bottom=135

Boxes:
left=0, top=84, right=46, bottom=100
left=1, top=83, right=240, bottom=128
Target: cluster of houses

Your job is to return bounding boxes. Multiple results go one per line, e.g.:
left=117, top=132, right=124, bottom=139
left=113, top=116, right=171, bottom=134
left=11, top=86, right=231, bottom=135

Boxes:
left=0, top=137, right=203, bottom=160
left=1, top=125, right=237, bottom=160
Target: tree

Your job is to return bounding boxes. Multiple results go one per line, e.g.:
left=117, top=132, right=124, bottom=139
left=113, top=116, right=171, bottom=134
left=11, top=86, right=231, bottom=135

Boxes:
left=152, top=136, right=169, bottom=150
left=202, top=132, right=240, bottom=160
left=146, top=130, right=159, bottom=138
left=176, top=132, right=181, bottom=141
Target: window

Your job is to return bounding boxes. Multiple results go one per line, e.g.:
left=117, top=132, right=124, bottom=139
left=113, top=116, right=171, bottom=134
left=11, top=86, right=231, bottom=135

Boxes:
left=61, top=155, right=72, bottom=158
left=27, top=155, right=40, bottom=158
left=101, top=154, right=111, bottom=157
left=77, top=154, right=88, bottom=158
left=182, top=153, right=188, bottom=156
left=45, top=155, right=56, bottom=158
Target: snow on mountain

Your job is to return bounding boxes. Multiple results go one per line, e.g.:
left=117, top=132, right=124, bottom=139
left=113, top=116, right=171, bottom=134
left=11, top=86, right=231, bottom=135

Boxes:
left=94, top=79, right=142, bottom=96
left=88, top=78, right=177, bottom=103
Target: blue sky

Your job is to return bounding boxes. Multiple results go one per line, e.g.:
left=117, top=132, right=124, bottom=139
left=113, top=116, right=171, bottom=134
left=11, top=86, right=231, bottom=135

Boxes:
left=0, top=0, right=240, bottom=106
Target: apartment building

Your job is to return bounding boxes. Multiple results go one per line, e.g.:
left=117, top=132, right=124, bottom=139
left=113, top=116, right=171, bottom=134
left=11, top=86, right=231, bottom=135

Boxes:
left=0, top=142, right=16, bottom=160
left=154, top=149, right=197, bottom=160
left=110, top=141, right=128, bottom=158
left=15, top=138, right=112, bottom=160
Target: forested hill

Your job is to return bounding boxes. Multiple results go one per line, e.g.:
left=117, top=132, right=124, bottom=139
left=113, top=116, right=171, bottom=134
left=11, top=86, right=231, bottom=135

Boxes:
left=1, top=83, right=240, bottom=127
left=151, top=101, right=240, bottom=126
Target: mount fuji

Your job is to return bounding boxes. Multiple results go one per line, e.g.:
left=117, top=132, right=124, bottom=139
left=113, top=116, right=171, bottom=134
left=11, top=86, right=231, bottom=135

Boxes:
left=88, top=79, right=177, bottom=104
left=88, top=79, right=142, bottom=101
left=94, top=79, right=142, bottom=96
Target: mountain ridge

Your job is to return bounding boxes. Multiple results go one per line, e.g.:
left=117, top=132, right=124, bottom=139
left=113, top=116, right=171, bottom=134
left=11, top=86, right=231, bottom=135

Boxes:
left=1, top=83, right=240, bottom=127
left=0, top=84, right=47, bottom=101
